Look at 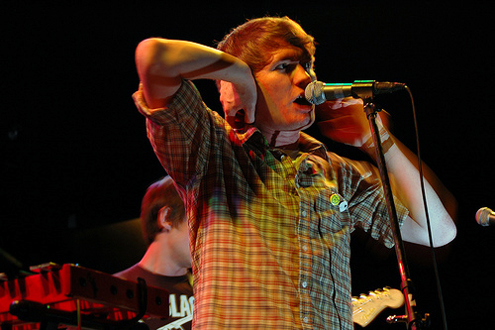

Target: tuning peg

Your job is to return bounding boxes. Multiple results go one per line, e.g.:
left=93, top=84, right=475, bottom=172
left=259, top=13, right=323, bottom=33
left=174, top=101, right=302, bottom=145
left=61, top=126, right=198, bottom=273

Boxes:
left=386, top=314, right=408, bottom=324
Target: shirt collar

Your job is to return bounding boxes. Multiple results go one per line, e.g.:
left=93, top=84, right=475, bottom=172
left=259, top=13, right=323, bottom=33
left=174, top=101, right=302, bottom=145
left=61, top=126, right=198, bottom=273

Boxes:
left=235, top=126, right=328, bottom=160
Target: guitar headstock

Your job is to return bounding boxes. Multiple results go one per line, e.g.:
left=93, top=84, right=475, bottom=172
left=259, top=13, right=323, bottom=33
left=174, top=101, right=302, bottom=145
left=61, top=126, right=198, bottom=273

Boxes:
left=352, top=287, right=404, bottom=327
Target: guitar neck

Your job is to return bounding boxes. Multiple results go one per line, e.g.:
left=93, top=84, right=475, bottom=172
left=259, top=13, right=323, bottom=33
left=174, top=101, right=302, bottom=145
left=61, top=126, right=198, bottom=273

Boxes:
left=352, top=287, right=404, bottom=327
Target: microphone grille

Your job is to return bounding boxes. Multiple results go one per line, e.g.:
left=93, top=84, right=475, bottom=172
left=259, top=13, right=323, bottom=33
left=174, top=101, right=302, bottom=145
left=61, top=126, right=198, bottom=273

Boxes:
left=475, top=207, right=491, bottom=226
left=305, top=81, right=326, bottom=105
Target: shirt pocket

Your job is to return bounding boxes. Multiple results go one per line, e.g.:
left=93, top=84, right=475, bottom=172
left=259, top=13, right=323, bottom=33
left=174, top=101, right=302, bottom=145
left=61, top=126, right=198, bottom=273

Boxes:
left=311, top=188, right=351, bottom=237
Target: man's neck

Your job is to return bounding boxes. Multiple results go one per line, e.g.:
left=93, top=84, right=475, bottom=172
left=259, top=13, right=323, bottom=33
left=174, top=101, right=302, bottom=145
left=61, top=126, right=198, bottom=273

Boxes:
left=138, top=241, right=188, bottom=277
left=261, top=129, right=300, bottom=148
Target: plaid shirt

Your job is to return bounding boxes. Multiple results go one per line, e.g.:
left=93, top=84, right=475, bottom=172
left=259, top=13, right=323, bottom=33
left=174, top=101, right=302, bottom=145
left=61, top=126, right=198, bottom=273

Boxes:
left=133, top=80, right=407, bottom=330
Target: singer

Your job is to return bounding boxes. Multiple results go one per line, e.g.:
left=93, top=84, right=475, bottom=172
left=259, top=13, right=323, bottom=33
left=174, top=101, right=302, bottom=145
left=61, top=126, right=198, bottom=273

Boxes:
left=132, top=16, right=457, bottom=330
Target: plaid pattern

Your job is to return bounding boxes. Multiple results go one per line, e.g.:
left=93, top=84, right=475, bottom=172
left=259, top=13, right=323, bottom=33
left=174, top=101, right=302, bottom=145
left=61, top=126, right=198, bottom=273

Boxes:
left=133, top=80, right=408, bottom=330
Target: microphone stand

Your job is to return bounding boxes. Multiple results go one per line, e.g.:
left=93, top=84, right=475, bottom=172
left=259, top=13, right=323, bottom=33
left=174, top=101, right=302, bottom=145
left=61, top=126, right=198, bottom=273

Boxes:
left=363, top=101, right=429, bottom=330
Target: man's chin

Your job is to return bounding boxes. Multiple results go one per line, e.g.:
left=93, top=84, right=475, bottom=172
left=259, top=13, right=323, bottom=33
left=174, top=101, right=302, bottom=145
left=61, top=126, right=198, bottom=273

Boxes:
left=292, top=112, right=315, bottom=131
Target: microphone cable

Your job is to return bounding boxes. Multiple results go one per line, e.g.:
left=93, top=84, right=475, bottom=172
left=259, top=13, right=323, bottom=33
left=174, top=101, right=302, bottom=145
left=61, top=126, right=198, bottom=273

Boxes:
left=406, top=85, right=449, bottom=330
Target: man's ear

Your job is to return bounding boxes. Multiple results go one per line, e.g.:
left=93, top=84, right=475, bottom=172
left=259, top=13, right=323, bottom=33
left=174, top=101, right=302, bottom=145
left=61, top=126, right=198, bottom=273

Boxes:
left=219, top=80, right=240, bottom=113
left=158, top=206, right=173, bottom=232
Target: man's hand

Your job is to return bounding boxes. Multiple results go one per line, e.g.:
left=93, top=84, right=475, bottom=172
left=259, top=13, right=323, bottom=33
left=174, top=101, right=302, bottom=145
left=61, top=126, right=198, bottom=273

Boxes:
left=219, top=78, right=257, bottom=128
left=316, top=97, right=391, bottom=147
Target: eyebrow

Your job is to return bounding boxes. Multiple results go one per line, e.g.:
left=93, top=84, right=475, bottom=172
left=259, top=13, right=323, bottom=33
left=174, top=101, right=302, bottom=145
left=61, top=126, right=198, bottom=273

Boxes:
left=274, top=49, right=305, bottom=62
left=274, top=49, right=314, bottom=67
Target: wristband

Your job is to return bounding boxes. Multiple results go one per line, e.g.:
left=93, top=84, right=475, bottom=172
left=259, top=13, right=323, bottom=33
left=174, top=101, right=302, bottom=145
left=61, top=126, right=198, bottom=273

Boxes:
left=360, top=127, right=395, bottom=155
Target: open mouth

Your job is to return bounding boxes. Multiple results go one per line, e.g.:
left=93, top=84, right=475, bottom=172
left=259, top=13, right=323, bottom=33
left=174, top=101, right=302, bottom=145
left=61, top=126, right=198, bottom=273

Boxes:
left=294, top=94, right=312, bottom=106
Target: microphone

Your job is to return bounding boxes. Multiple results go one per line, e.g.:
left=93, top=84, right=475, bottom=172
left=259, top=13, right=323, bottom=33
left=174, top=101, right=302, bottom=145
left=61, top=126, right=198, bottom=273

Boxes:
left=475, top=207, right=495, bottom=226
left=305, top=80, right=406, bottom=105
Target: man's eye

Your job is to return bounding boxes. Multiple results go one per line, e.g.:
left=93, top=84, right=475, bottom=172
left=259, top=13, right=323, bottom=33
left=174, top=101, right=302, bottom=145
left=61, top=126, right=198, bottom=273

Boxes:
left=304, top=63, right=316, bottom=80
left=276, top=63, right=294, bottom=72
left=304, top=62, right=314, bottom=72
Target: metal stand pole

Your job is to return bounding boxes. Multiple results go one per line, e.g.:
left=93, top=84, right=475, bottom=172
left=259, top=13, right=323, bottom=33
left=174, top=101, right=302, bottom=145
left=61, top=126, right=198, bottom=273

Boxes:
left=364, top=102, right=429, bottom=330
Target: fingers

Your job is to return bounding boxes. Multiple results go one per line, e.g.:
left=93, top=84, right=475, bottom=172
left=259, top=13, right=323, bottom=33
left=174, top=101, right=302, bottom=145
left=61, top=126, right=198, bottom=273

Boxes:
left=219, top=80, right=256, bottom=126
left=243, top=106, right=256, bottom=124
left=315, top=98, right=373, bottom=147
left=316, top=97, right=364, bottom=120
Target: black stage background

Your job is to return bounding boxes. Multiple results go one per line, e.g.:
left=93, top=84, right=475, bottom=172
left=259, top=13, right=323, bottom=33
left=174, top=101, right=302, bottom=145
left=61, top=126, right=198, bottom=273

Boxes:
left=1, top=1, right=494, bottom=329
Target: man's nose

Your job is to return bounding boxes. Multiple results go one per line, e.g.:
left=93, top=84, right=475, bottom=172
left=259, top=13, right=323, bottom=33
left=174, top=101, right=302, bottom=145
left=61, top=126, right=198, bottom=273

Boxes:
left=294, top=63, right=313, bottom=87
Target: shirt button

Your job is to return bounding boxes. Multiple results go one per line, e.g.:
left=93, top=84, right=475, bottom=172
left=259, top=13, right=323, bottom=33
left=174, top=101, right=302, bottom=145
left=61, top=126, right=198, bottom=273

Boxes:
left=301, top=210, right=307, bottom=217
left=302, top=281, right=308, bottom=288
left=302, top=244, right=308, bottom=252
left=303, top=316, right=309, bottom=323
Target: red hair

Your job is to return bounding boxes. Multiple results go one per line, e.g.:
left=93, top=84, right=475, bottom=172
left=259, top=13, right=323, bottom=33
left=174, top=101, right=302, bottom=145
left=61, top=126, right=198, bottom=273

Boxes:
left=217, top=16, right=316, bottom=73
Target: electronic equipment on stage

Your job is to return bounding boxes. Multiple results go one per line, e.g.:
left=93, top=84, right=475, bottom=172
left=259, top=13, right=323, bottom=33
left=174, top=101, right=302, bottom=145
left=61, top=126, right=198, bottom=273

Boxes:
left=0, top=263, right=169, bottom=330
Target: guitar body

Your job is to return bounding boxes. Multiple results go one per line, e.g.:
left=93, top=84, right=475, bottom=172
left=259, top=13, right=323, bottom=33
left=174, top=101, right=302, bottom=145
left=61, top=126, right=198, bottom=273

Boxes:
left=352, top=287, right=404, bottom=327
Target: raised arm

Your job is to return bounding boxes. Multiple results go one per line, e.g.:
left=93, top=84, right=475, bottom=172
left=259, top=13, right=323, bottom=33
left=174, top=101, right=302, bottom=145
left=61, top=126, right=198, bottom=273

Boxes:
left=135, top=38, right=257, bottom=122
left=316, top=98, right=457, bottom=247
left=374, top=134, right=457, bottom=247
